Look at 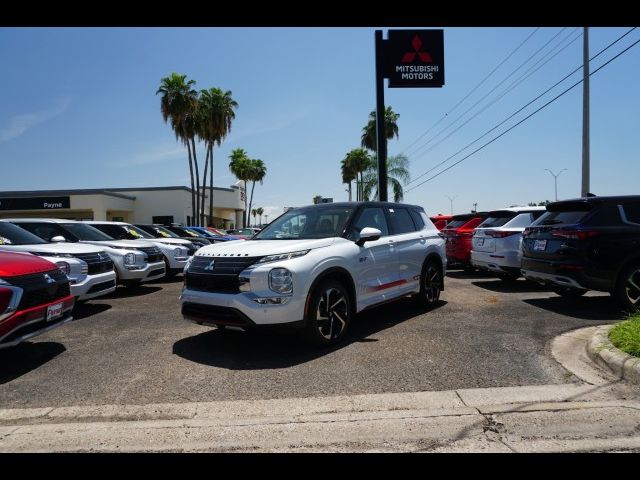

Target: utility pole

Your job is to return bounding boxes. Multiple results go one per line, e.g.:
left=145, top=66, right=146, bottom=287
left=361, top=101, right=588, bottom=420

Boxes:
left=445, top=195, right=457, bottom=215
left=545, top=168, right=567, bottom=201
left=265, top=214, right=269, bottom=224
left=375, top=30, right=388, bottom=202
left=472, top=202, right=478, bottom=213
left=582, top=26, right=590, bottom=197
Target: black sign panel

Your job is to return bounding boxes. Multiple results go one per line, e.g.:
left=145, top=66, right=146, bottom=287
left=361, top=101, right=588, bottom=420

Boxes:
left=0, top=196, right=70, bottom=211
left=383, top=30, right=444, bottom=88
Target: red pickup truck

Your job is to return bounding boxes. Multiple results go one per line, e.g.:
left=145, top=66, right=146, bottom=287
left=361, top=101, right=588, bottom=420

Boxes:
left=0, top=251, right=74, bottom=349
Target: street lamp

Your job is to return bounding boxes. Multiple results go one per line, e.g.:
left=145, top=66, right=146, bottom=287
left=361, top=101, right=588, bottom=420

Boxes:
left=445, top=195, right=457, bottom=215
left=545, top=168, right=567, bottom=201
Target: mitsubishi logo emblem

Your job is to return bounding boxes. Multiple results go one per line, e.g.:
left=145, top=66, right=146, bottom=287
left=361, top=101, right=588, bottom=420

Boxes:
left=204, top=260, right=216, bottom=271
left=402, top=35, right=432, bottom=63
left=43, top=273, right=56, bottom=284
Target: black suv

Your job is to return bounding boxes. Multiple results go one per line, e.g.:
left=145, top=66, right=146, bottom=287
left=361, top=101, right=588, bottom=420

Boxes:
left=521, top=195, right=640, bottom=311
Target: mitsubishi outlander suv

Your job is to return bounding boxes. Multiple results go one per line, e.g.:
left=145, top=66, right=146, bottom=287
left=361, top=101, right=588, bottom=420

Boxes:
left=180, top=202, right=446, bottom=346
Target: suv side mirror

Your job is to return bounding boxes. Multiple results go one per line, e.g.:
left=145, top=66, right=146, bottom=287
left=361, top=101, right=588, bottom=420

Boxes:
left=355, top=227, right=382, bottom=247
left=50, top=235, right=67, bottom=243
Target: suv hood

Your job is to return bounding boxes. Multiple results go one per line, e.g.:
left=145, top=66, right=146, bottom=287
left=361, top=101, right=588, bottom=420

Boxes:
left=80, top=239, right=158, bottom=250
left=195, top=238, right=336, bottom=257
left=0, top=242, right=105, bottom=255
left=150, top=238, right=193, bottom=247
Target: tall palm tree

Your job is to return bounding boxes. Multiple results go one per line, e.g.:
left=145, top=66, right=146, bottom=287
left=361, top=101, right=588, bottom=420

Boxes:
left=344, top=149, right=370, bottom=201
left=362, top=154, right=411, bottom=202
left=340, top=155, right=357, bottom=202
left=197, top=88, right=238, bottom=225
left=157, top=73, right=198, bottom=224
left=251, top=208, right=258, bottom=227
left=361, top=106, right=400, bottom=151
left=256, top=207, right=264, bottom=226
left=229, top=148, right=252, bottom=227
left=247, top=159, right=267, bottom=227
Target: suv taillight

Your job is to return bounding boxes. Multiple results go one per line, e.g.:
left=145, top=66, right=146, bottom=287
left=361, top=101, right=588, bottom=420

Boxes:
left=551, top=230, right=600, bottom=240
left=484, top=230, right=519, bottom=238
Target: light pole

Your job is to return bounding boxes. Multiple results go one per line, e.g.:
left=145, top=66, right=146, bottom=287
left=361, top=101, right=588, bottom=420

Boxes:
left=264, top=214, right=269, bottom=225
left=472, top=202, right=478, bottom=213
left=545, top=168, right=567, bottom=201
left=445, top=195, right=457, bottom=215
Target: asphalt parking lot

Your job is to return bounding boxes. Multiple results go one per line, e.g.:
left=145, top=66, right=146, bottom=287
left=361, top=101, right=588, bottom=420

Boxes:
left=0, top=271, right=626, bottom=409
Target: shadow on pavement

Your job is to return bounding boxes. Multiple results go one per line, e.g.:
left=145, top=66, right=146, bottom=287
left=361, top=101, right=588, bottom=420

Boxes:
left=72, top=302, right=112, bottom=321
left=102, top=285, right=162, bottom=299
left=523, top=295, right=625, bottom=321
left=446, top=270, right=495, bottom=280
left=172, top=297, right=447, bottom=370
left=472, top=279, right=552, bottom=294
left=0, top=342, right=66, bottom=384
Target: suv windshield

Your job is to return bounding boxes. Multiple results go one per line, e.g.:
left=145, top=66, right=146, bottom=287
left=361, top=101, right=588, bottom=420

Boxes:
left=254, top=206, right=355, bottom=240
left=61, top=223, right=114, bottom=241
left=0, top=222, right=47, bottom=245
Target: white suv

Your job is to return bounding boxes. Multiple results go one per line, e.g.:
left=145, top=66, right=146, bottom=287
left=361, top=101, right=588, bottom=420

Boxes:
left=180, top=202, right=445, bottom=345
left=470, top=206, right=546, bottom=280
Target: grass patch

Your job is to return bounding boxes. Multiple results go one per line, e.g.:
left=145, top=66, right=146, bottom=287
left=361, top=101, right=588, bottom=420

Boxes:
left=609, top=314, right=640, bottom=357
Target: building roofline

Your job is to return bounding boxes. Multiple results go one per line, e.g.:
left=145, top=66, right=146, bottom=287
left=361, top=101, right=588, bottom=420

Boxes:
left=0, top=189, right=137, bottom=200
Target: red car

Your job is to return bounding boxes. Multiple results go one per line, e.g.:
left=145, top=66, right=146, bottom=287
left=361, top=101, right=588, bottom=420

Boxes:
left=0, top=251, right=75, bottom=349
left=430, top=214, right=453, bottom=231
left=443, top=213, right=489, bottom=268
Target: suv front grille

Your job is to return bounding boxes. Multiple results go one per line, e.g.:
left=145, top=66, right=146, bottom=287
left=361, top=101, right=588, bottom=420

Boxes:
left=185, top=255, right=261, bottom=294
left=8, top=269, right=71, bottom=310
left=137, top=246, right=164, bottom=263
left=72, top=252, right=114, bottom=275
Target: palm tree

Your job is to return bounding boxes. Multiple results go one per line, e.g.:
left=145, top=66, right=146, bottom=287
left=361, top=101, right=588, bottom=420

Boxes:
left=197, top=88, right=238, bottom=225
left=157, top=73, right=198, bottom=224
left=251, top=208, right=258, bottom=227
left=247, top=159, right=267, bottom=227
left=229, top=148, right=252, bottom=227
left=361, top=106, right=400, bottom=151
left=362, top=154, right=411, bottom=202
left=340, top=155, right=357, bottom=202
left=344, top=149, right=370, bottom=201
left=256, top=207, right=264, bottom=226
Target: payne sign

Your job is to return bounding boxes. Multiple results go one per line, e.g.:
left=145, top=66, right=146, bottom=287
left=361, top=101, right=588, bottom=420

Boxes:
left=382, top=30, right=445, bottom=88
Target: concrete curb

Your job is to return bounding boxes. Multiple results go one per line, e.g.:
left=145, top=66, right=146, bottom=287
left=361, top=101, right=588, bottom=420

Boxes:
left=587, top=324, right=640, bottom=385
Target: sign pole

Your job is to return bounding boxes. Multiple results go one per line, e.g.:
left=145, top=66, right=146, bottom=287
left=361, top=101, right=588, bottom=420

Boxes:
left=375, top=30, right=388, bottom=202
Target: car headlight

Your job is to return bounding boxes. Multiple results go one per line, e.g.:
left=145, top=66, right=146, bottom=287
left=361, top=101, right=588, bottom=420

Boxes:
left=123, top=253, right=138, bottom=266
left=174, top=247, right=187, bottom=258
left=269, top=268, right=293, bottom=294
left=55, top=261, right=71, bottom=275
left=257, top=250, right=309, bottom=265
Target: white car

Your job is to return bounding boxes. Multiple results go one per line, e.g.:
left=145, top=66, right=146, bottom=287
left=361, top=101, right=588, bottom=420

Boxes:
left=6, top=219, right=166, bottom=287
left=470, top=206, right=547, bottom=280
left=85, top=221, right=194, bottom=276
left=0, top=221, right=117, bottom=300
left=180, top=202, right=446, bottom=345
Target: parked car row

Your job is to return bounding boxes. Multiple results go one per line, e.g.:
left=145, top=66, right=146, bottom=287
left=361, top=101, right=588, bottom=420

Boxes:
left=435, top=196, right=640, bottom=312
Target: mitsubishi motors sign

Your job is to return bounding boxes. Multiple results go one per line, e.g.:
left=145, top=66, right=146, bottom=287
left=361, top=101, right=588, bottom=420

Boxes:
left=383, top=29, right=445, bottom=88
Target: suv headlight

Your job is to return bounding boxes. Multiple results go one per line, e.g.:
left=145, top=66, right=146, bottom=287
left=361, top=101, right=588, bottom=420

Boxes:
left=55, top=261, right=71, bottom=275
left=257, top=250, right=309, bottom=265
left=174, top=247, right=187, bottom=258
left=269, top=268, right=293, bottom=294
left=123, top=253, right=138, bottom=266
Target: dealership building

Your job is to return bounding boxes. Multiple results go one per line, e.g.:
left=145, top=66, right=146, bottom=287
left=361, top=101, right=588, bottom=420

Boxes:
left=0, top=185, right=246, bottom=228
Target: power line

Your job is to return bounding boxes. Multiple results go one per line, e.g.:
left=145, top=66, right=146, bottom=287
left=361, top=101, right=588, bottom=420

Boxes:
left=406, top=27, right=637, bottom=189
left=399, top=28, right=540, bottom=155
left=404, top=28, right=569, bottom=158
left=405, top=35, right=640, bottom=193
left=406, top=28, right=583, bottom=178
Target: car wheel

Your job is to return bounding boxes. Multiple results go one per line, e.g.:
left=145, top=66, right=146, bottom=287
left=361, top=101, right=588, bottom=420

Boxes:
left=614, top=262, right=640, bottom=312
left=305, top=279, right=351, bottom=346
left=416, top=259, right=442, bottom=308
left=552, top=287, right=588, bottom=298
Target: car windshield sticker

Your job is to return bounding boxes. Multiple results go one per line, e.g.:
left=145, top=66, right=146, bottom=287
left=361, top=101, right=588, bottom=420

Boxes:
left=159, top=230, right=170, bottom=237
left=0, top=236, right=12, bottom=245
left=125, top=227, right=141, bottom=238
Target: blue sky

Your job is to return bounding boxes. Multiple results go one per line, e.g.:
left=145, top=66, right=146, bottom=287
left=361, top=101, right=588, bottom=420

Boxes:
left=1, top=27, right=638, bottom=220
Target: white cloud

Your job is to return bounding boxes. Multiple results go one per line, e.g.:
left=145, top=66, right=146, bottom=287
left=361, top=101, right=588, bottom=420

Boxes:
left=0, top=97, right=71, bottom=144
